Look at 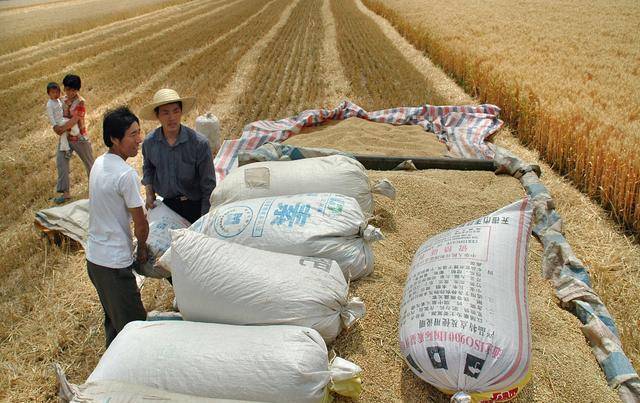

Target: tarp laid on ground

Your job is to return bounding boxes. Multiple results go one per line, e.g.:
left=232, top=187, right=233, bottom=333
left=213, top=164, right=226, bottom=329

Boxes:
left=35, top=199, right=89, bottom=247
left=214, top=100, right=501, bottom=182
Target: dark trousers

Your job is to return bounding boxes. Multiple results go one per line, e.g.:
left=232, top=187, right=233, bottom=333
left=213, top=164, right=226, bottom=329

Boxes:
left=56, top=140, right=94, bottom=193
left=87, top=260, right=146, bottom=348
left=163, top=197, right=202, bottom=224
left=161, top=197, right=202, bottom=287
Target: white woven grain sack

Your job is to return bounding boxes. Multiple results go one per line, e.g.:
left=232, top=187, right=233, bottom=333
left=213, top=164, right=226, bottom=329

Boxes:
left=161, top=193, right=382, bottom=280
left=210, top=154, right=395, bottom=216
left=167, top=229, right=365, bottom=343
left=86, top=321, right=363, bottom=402
left=136, top=201, right=190, bottom=278
left=55, top=364, right=255, bottom=403
left=399, top=199, right=533, bottom=402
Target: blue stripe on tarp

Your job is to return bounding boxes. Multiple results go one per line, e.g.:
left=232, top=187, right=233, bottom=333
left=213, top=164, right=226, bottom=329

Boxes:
left=532, top=210, right=563, bottom=237
left=597, top=314, right=619, bottom=338
left=602, top=352, right=636, bottom=383
left=561, top=263, right=593, bottom=288
left=574, top=301, right=620, bottom=338
left=574, top=300, right=596, bottom=323
left=524, top=182, right=547, bottom=197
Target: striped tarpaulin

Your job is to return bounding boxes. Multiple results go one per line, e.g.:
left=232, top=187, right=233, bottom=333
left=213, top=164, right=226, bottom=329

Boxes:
left=213, top=101, right=502, bottom=182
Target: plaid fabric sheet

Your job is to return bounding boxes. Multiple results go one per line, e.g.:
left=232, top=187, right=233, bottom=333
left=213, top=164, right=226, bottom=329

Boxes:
left=214, top=100, right=502, bottom=182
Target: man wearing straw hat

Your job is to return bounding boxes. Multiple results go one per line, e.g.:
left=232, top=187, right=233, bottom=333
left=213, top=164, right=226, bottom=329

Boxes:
left=140, top=89, right=216, bottom=223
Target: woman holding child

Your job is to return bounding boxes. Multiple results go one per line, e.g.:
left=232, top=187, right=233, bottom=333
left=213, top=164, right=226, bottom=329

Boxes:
left=49, top=74, right=94, bottom=203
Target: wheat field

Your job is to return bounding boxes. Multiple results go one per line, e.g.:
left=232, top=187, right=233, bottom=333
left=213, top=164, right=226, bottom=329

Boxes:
left=0, top=0, right=638, bottom=401
left=365, top=0, right=640, bottom=235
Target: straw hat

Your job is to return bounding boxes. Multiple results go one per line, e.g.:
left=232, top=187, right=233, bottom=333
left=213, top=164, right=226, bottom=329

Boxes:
left=139, top=88, right=195, bottom=120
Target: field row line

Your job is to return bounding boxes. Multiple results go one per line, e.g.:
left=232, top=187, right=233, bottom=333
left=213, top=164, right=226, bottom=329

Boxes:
left=0, top=0, right=254, bottom=149
left=0, top=0, right=207, bottom=67
left=0, top=0, right=218, bottom=82
left=0, top=0, right=86, bottom=15
left=0, top=0, right=234, bottom=98
left=207, top=0, right=302, bottom=136
left=329, top=0, right=446, bottom=111
left=230, top=0, right=325, bottom=136
left=120, top=0, right=279, bottom=118
left=353, top=0, right=469, bottom=105
left=319, top=0, right=350, bottom=105
left=0, top=0, right=194, bottom=56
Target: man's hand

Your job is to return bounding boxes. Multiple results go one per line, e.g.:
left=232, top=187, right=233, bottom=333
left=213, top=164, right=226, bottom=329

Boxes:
left=53, top=125, right=65, bottom=135
left=145, top=193, right=156, bottom=210
left=137, top=243, right=149, bottom=264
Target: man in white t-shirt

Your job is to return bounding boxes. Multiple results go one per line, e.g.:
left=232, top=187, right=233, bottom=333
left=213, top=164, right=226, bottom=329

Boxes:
left=86, top=106, right=148, bottom=347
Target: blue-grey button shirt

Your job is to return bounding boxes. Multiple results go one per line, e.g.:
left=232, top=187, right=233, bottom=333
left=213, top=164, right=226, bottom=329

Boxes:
left=142, top=125, right=216, bottom=214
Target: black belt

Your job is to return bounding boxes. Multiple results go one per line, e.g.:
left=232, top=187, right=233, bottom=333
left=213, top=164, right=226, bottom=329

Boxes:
left=165, top=195, right=195, bottom=202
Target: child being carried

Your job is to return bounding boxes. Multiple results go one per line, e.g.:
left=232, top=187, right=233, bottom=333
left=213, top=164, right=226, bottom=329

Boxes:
left=46, top=82, right=80, bottom=158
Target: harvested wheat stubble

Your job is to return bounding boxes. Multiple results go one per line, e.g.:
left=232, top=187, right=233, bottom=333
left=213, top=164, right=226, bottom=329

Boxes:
left=227, top=0, right=325, bottom=137
left=329, top=0, right=448, bottom=111
left=0, top=0, right=220, bottom=89
left=0, top=243, right=175, bottom=401
left=0, top=0, right=192, bottom=55
left=206, top=0, right=300, bottom=138
left=287, top=120, right=618, bottom=401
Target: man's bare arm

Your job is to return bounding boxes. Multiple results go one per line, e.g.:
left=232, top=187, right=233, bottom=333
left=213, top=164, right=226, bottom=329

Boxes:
left=144, top=185, right=156, bottom=210
left=129, top=206, right=149, bottom=263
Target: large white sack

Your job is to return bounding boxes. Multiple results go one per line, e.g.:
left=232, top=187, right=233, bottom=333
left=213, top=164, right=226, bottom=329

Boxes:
left=167, top=229, right=365, bottom=343
left=136, top=201, right=190, bottom=278
left=86, top=321, right=362, bottom=402
left=55, top=364, right=256, bottom=403
left=210, top=154, right=395, bottom=216
left=161, top=193, right=383, bottom=280
left=399, top=198, right=533, bottom=402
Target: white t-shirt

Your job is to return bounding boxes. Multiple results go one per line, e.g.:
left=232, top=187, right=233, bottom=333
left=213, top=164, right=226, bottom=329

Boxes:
left=46, top=98, right=65, bottom=126
left=87, top=153, right=144, bottom=268
left=46, top=98, right=80, bottom=136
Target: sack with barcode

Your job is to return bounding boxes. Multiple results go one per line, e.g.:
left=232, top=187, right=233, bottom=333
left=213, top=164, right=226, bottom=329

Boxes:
left=399, top=199, right=533, bottom=402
